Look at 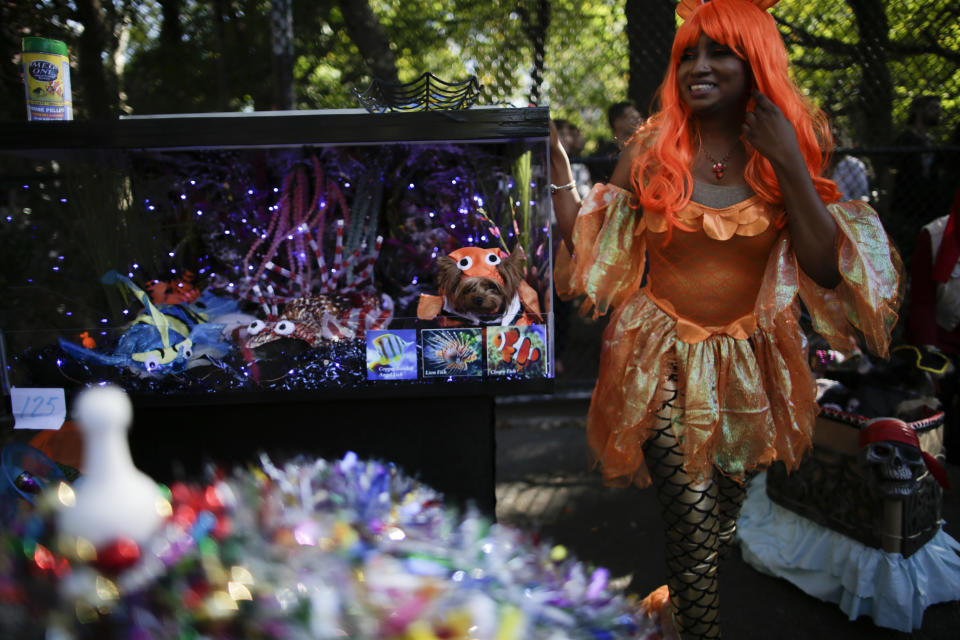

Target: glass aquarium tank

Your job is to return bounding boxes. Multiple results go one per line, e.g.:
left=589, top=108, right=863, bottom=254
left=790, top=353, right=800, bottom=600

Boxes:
left=0, top=108, right=554, bottom=405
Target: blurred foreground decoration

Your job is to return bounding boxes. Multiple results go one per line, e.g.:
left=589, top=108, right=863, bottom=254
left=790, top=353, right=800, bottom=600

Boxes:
left=0, top=389, right=655, bottom=639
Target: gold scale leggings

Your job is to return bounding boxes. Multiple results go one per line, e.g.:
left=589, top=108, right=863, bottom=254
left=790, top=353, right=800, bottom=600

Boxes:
left=641, top=360, right=752, bottom=640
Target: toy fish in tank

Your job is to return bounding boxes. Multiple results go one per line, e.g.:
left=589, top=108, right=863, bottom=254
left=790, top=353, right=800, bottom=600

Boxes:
left=58, top=271, right=235, bottom=376
left=243, top=292, right=394, bottom=350
left=231, top=159, right=394, bottom=352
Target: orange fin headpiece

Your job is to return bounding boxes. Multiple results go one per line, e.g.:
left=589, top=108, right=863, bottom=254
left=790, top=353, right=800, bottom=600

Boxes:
left=676, top=0, right=779, bottom=21
left=446, top=247, right=508, bottom=288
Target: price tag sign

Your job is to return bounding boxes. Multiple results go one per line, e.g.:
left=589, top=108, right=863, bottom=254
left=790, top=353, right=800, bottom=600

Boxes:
left=11, top=387, right=67, bottom=430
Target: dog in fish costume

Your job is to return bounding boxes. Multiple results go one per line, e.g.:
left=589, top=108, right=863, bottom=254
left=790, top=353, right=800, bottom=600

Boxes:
left=416, top=247, right=541, bottom=326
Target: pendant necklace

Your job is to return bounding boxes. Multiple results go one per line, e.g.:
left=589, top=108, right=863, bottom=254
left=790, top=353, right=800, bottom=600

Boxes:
left=703, top=141, right=740, bottom=181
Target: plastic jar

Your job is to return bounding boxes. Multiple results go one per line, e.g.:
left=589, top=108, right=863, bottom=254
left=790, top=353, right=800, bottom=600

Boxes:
left=22, top=36, right=73, bottom=121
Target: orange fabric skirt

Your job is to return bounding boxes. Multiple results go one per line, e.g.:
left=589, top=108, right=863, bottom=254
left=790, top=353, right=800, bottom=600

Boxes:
left=556, top=184, right=901, bottom=488
left=586, top=288, right=815, bottom=487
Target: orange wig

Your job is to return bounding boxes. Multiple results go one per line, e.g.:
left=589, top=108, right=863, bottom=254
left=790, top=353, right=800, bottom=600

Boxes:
left=632, top=0, right=839, bottom=229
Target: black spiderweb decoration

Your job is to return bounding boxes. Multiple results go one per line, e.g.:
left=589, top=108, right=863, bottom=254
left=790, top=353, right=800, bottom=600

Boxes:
left=353, top=73, right=483, bottom=113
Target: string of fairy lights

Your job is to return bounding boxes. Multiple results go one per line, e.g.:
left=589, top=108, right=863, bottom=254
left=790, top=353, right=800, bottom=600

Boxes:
left=3, top=144, right=549, bottom=336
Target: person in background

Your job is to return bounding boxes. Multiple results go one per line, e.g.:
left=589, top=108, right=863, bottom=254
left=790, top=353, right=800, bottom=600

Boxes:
left=610, top=100, right=644, bottom=151
left=551, top=118, right=593, bottom=376
left=553, top=118, right=593, bottom=198
left=590, top=101, right=644, bottom=183
left=829, top=125, right=871, bottom=202
left=906, top=187, right=960, bottom=464
left=594, top=100, right=645, bottom=157
left=907, top=188, right=960, bottom=355
left=889, top=95, right=945, bottom=257
left=548, top=1, right=900, bottom=637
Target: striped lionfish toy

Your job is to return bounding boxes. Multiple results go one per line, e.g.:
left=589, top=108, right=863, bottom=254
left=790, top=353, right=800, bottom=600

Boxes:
left=236, top=158, right=393, bottom=348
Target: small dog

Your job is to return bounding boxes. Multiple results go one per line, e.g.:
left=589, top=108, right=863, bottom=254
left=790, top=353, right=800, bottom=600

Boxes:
left=417, top=247, right=541, bottom=325
left=437, top=247, right=525, bottom=315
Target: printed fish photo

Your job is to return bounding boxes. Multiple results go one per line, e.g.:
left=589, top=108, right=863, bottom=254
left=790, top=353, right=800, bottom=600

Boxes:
left=486, top=325, right=546, bottom=377
left=366, top=329, right=418, bottom=381
left=421, top=328, right=483, bottom=378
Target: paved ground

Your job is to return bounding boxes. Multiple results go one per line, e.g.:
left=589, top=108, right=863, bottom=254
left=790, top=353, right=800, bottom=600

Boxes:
left=493, top=394, right=960, bottom=640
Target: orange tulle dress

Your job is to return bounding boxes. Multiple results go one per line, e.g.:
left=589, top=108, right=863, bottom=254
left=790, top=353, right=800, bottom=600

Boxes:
left=555, top=183, right=901, bottom=488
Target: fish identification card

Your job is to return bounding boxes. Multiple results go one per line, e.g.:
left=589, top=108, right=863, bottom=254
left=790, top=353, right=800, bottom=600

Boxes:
left=11, top=387, right=67, bottom=430
left=422, top=328, right=483, bottom=378
left=486, top=325, right=547, bottom=377
left=367, top=329, right=418, bottom=380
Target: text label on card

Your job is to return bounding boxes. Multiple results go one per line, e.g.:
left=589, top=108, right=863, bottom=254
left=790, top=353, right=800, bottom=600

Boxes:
left=11, top=387, right=67, bottom=430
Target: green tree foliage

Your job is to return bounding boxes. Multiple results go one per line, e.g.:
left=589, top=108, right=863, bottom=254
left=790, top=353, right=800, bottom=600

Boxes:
left=541, top=0, right=630, bottom=151
left=3, top=0, right=958, bottom=149
left=360, top=0, right=632, bottom=149
left=775, top=0, right=959, bottom=145
left=123, top=0, right=276, bottom=114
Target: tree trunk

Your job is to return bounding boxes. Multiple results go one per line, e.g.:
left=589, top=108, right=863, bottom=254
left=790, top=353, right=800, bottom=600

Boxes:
left=212, top=0, right=229, bottom=111
left=518, top=0, right=551, bottom=106
left=74, top=0, right=118, bottom=118
left=271, top=0, right=295, bottom=110
left=625, top=0, right=675, bottom=116
left=159, top=0, right=182, bottom=46
left=847, top=0, right=894, bottom=216
left=338, top=0, right=399, bottom=85
left=848, top=0, right=892, bottom=146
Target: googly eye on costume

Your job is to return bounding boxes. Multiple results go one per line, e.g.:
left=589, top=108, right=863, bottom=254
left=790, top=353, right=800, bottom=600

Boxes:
left=143, top=353, right=161, bottom=371
left=457, top=256, right=473, bottom=270
left=485, top=252, right=502, bottom=265
left=274, top=320, right=296, bottom=336
left=180, top=345, right=193, bottom=358
left=248, top=320, right=266, bottom=335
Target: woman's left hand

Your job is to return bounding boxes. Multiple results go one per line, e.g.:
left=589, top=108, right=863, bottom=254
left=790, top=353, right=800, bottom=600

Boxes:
left=742, top=91, right=801, bottom=169
left=745, top=92, right=841, bottom=288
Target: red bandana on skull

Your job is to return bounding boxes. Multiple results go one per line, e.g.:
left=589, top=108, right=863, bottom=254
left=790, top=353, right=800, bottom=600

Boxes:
left=859, top=417, right=951, bottom=490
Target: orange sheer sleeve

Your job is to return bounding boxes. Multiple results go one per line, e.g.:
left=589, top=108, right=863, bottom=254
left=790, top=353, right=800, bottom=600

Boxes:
left=554, top=184, right=647, bottom=317
left=756, top=199, right=901, bottom=358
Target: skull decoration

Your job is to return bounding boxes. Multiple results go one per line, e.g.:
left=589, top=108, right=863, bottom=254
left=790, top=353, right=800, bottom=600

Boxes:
left=858, top=438, right=926, bottom=499
left=857, top=417, right=951, bottom=501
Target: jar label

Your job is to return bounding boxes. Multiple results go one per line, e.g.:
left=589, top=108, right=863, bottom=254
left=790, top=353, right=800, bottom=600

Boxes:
left=23, top=51, right=72, bottom=121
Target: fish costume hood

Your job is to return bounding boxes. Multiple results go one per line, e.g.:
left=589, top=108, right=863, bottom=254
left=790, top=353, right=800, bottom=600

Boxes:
left=417, top=247, right=542, bottom=326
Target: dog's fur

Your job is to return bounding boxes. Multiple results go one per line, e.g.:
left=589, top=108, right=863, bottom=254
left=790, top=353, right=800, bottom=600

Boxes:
left=436, top=250, right=525, bottom=315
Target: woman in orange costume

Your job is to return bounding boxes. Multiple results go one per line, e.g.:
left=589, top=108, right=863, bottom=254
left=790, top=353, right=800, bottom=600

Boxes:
left=549, top=1, right=900, bottom=638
